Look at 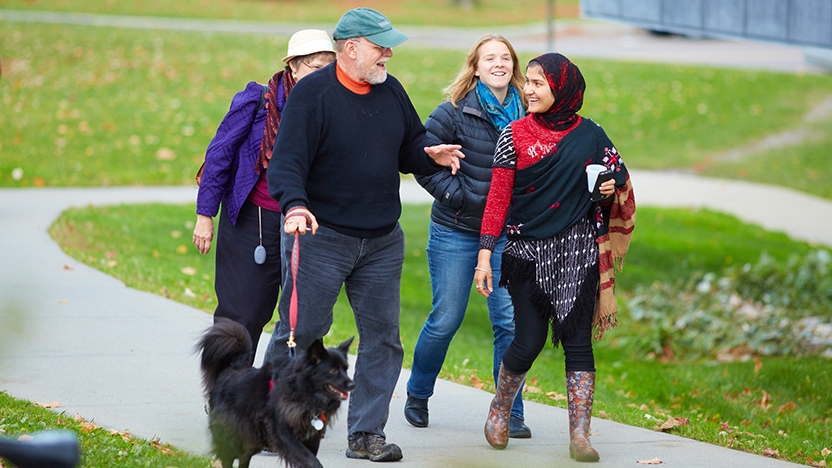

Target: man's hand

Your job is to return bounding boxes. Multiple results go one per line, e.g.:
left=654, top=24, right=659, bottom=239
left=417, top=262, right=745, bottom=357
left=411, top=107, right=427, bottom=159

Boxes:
left=284, top=207, right=319, bottom=235
left=424, top=144, right=464, bottom=175
left=193, top=214, right=214, bottom=254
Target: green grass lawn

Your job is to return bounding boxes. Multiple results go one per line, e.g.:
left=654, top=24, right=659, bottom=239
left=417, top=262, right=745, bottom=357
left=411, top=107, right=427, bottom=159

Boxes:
left=0, top=391, right=213, bottom=468
left=2, top=0, right=583, bottom=26
left=46, top=203, right=832, bottom=466
left=2, top=21, right=832, bottom=198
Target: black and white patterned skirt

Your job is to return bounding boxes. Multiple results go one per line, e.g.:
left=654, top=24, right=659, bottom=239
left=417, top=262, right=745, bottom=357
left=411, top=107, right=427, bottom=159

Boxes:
left=501, top=216, right=599, bottom=344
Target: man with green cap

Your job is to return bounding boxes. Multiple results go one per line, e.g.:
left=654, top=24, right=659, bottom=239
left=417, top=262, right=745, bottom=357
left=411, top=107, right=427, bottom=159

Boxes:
left=264, top=7, right=464, bottom=463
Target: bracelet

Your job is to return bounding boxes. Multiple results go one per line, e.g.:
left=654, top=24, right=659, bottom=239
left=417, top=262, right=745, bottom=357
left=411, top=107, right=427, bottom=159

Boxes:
left=474, top=267, right=491, bottom=274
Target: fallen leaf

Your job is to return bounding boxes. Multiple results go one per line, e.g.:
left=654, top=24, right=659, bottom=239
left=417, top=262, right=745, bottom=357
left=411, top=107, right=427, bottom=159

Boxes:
left=184, top=287, right=196, bottom=297
left=176, top=244, right=188, bottom=254
left=822, top=447, right=831, bottom=457
left=105, top=251, right=117, bottom=259
left=655, top=416, right=690, bottom=432
left=181, top=267, right=196, bottom=276
left=34, top=401, right=60, bottom=409
left=151, top=437, right=175, bottom=454
left=170, top=230, right=182, bottom=238
left=106, top=260, right=118, bottom=267
left=211, top=460, right=223, bottom=468
left=759, top=390, right=772, bottom=411
left=110, top=429, right=131, bottom=441
left=524, top=385, right=542, bottom=394
left=471, top=375, right=484, bottom=389
left=17, top=434, right=33, bottom=442
left=763, top=448, right=780, bottom=458
left=63, top=264, right=74, bottom=270
left=80, top=421, right=99, bottom=433
left=777, top=401, right=797, bottom=414
left=156, top=147, right=176, bottom=160
left=636, top=457, right=664, bottom=464
left=74, top=414, right=85, bottom=422
left=546, top=391, right=567, bottom=401
left=811, top=461, right=827, bottom=468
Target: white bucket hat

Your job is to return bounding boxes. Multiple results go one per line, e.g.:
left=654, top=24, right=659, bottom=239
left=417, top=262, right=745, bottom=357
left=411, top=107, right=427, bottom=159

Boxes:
left=282, top=29, right=335, bottom=64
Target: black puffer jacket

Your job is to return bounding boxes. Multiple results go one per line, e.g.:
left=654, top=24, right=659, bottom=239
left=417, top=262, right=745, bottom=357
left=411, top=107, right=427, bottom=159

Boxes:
left=417, top=90, right=505, bottom=233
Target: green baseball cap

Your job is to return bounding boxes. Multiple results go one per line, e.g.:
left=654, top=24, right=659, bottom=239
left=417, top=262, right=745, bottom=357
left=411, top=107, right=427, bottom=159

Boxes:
left=332, top=8, right=409, bottom=48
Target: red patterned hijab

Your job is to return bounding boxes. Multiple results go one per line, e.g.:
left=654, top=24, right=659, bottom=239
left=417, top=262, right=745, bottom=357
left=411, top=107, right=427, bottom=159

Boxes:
left=529, top=53, right=585, bottom=131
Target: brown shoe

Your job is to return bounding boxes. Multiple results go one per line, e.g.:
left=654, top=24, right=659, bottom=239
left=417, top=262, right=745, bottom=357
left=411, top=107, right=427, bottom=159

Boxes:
left=346, top=433, right=403, bottom=462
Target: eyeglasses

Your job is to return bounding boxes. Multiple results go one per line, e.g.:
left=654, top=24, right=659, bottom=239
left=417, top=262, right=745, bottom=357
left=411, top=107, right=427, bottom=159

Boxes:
left=301, top=61, right=328, bottom=70
left=353, top=38, right=391, bottom=54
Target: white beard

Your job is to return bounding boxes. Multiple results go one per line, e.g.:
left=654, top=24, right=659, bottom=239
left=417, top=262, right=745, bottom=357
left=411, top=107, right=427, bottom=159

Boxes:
left=356, top=48, right=388, bottom=85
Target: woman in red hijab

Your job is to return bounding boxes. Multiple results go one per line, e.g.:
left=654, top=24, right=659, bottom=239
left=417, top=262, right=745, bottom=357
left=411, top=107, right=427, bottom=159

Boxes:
left=474, top=53, right=636, bottom=461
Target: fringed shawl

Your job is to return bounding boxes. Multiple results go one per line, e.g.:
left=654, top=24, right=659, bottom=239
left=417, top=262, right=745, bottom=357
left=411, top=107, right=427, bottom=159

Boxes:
left=593, top=173, right=635, bottom=339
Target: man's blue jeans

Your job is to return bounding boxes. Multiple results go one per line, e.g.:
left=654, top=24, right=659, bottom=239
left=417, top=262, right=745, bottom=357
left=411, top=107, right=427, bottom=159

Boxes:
left=406, top=222, right=524, bottom=419
left=265, top=224, right=405, bottom=439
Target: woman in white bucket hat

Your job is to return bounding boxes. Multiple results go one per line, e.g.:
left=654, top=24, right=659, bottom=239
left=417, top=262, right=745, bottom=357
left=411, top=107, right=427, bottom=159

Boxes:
left=193, top=30, right=334, bottom=357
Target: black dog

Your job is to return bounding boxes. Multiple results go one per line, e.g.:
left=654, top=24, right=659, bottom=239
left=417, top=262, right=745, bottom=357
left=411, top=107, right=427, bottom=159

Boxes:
left=197, top=318, right=354, bottom=468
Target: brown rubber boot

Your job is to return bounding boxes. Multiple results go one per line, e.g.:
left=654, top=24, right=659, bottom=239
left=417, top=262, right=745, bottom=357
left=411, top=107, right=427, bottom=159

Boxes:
left=567, top=371, right=600, bottom=462
left=484, top=363, right=526, bottom=449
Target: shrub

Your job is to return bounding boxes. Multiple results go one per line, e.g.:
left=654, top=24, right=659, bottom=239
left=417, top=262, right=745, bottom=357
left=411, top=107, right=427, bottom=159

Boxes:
left=625, top=249, right=832, bottom=361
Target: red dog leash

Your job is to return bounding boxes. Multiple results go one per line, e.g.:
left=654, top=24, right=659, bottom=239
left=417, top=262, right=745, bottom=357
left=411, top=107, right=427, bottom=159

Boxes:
left=287, top=232, right=299, bottom=357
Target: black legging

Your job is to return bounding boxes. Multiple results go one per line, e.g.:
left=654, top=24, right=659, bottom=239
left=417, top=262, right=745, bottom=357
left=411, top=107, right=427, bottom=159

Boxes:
left=502, top=279, right=596, bottom=374
left=214, top=201, right=282, bottom=353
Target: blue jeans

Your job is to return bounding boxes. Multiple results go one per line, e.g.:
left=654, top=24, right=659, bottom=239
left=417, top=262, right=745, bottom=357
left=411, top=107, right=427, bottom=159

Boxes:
left=406, top=222, right=524, bottom=419
left=265, top=224, right=405, bottom=439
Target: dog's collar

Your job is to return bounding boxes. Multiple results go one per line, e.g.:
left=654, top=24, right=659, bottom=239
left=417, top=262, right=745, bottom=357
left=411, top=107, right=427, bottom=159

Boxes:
left=268, top=379, right=275, bottom=392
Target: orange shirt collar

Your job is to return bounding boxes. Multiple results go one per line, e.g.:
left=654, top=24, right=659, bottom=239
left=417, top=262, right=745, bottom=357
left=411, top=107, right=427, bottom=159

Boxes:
left=336, top=61, right=371, bottom=95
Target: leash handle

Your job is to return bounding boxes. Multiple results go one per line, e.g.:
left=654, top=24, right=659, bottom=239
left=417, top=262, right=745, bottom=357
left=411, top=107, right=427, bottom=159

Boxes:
left=287, top=232, right=299, bottom=356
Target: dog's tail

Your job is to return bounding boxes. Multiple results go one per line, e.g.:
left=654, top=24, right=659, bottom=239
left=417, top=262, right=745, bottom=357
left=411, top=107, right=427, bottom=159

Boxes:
left=195, top=318, right=253, bottom=395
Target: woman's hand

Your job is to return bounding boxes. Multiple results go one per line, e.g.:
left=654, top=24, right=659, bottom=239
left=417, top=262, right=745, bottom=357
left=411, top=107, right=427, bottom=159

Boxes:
left=193, top=214, right=214, bottom=254
left=284, top=207, right=318, bottom=235
left=599, top=178, right=616, bottom=198
left=473, top=249, right=494, bottom=297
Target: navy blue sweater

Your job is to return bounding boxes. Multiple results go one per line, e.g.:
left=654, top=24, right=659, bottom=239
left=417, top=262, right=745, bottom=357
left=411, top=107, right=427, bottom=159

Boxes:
left=268, top=63, right=441, bottom=238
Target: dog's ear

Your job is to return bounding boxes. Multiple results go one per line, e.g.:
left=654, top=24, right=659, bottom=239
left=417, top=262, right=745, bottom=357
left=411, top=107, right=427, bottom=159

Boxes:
left=307, top=338, right=326, bottom=364
left=337, top=336, right=355, bottom=357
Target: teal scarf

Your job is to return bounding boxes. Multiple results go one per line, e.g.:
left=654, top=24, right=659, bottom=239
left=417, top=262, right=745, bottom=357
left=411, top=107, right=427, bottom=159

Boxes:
left=475, top=79, right=525, bottom=131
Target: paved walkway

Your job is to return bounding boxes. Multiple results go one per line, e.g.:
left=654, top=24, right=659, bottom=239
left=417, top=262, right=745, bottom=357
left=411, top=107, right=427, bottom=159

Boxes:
left=2, top=172, right=829, bottom=467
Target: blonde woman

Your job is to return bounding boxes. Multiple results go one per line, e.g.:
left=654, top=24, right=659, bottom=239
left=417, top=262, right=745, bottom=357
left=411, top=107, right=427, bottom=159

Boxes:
left=405, top=35, right=532, bottom=438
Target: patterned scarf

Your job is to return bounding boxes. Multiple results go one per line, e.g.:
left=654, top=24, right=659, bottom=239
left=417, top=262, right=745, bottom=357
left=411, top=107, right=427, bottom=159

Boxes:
left=474, top=79, right=525, bottom=131
left=256, top=66, right=296, bottom=172
left=529, top=53, right=585, bottom=131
